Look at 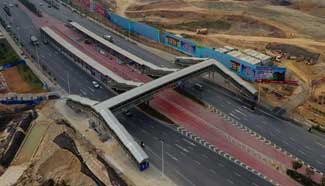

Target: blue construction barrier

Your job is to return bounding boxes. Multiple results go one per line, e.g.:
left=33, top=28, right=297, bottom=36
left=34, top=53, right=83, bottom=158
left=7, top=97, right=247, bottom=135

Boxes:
left=0, top=98, right=43, bottom=105
left=0, top=60, right=26, bottom=71
left=102, top=9, right=286, bottom=81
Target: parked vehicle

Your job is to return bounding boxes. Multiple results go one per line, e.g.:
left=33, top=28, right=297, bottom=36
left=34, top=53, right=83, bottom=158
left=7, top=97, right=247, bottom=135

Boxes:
left=92, top=81, right=100, bottom=88
left=30, top=35, right=39, bottom=46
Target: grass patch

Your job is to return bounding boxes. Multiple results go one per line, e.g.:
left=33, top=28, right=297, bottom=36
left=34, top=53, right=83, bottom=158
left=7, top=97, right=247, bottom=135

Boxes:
left=17, top=64, right=43, bottom=90
left=0, top=42, right=19, bottom=66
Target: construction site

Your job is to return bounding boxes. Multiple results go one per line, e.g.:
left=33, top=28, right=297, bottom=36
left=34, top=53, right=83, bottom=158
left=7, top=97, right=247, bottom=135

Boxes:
left=0, top=0, right=325, bottom=186
left=101, top=0, right=325, bottom=128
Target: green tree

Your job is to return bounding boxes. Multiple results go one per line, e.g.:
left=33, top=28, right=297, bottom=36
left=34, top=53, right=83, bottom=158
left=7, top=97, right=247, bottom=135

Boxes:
left=292, top=160, right=303, bottom=171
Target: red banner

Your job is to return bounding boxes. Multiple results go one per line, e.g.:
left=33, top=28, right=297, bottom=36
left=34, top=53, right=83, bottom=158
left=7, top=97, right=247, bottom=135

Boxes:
left=256, top=79, right=298, bottom=86
left=95, top=3, right=105, bottom=16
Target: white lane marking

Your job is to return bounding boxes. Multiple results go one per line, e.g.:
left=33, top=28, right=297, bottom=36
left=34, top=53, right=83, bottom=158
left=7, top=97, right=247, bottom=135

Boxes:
left=229, top=113, right=241, bottom=121
left=201, top=154, right=209, bottom=159
left=227, top=179, right=234, bottom=184
left=88, top=87, right=95, bottom=92
left=274, top=128, right=281, bottom=134
left=226, top=101, right=232, bottom=105
left=166, top=152, right=178, bottom=161
left=175, top=170, right=197, bottom=186
left=140, top=128, right=148, bottom=134
left=316, top=142, right=325, bottom=149
left=194, top=160, right=201, bottom=165
left=182, top=138, right=197, bottom=146
left=218, top=163, right=225, bottom=167
left=304, top=146, right=311, bottom=150
left=252, top=183, right=259, bottom=186
left=180, top=151, right=186, bottom=157
left=175, top=144, right=189, bottom=153
left=145, top=146, right=160, bottom=159
left=209, top=169, right=217, bottom=175
left=316, top=160, right=323, bottom=165
left=283, top=141, right=289, bottom=145
left=80, top=89, right=87, bottom=96
left=234, top=172, right=241, bottom=177
left=298, top=150, right=306, bottom=155
left=234, top=109, right=247, bottom=117
left=289, top=137, right=296, bottom=142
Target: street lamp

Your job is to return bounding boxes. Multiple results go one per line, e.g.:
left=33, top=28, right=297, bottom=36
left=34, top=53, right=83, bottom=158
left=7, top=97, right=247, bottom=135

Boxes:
left=160, top=139, right=164, bottom=177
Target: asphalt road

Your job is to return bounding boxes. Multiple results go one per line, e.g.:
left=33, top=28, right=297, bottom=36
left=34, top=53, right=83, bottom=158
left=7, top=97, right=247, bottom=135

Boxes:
left=185, top=78, right=325, bottom=172
left=0, top=2, right=273, bottom=186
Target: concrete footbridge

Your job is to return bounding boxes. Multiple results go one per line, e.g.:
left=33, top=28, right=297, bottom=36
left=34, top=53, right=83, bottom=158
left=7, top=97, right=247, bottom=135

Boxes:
left=68, top=59, right=257, bottom=171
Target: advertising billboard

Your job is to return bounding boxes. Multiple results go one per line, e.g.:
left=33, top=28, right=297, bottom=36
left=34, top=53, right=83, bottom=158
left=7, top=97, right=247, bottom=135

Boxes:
left=230, top=60, right=240, bottom=72
left=255, top=67, right=286, bottom=81
left=180, top=40, right=196, bottom=55
left=166, top=36, right=180, bottom=47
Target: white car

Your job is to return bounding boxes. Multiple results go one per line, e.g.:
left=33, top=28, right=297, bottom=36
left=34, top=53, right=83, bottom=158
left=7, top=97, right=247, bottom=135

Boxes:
left=92, top=81, right=100, bottom=88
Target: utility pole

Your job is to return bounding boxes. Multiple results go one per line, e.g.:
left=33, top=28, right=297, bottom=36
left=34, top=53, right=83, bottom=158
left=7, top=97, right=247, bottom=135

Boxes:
left=67, top=71, right=71, bottom=94
left=161, top=139, right=164, bottom=177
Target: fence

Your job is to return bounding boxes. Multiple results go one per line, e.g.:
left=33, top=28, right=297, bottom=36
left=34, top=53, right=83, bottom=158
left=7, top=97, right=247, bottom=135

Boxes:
left=71, top=0, right=286, bottom=82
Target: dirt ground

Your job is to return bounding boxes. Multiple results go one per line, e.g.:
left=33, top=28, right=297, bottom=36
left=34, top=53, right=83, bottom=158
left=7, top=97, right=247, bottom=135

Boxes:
left=9, top=101, right=119, bottom=186
left=109, top=0, right=325, bottom=126
left=2, top=66, right=44, bottom=94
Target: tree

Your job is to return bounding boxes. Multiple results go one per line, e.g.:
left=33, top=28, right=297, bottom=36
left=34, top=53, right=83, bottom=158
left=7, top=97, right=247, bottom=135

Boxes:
left=305, top=167, right=315, bottom=178
left=292, top=160, right=303, bottom=171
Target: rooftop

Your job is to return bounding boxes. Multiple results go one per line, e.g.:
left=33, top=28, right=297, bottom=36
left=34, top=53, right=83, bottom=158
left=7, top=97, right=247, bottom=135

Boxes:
left=227, top=50, right=261, bottom=65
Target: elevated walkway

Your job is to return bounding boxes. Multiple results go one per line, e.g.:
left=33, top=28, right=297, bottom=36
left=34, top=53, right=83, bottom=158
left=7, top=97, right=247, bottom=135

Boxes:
left=66, top=95, right=149, bottom=170
left=69, top=22, right=178, bottom=77
left=94, top=59, right=257, bottom=113
left=40, top=27, right=143, bottom=91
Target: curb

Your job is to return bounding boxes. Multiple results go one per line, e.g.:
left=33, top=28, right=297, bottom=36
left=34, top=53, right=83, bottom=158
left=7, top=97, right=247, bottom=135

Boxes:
left=205, top=103, right=324, bottom=177
left=177, top=126, right=280, bottom=186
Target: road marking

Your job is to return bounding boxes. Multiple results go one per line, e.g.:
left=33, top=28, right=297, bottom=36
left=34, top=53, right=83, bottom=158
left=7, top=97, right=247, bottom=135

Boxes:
left=252, top=183, right=259, bottom=186
left=274, top=128, right=281, bottom=134
left=175, top=170, right=197, bottom=186
left=289, top=137, right=296, bottom=142
left=80, top=89, right=87, bottom=96
left=209, top=169, right=217, bottom=175
left=218, top=163, right=225, bottom=167
left=227, top=179, right=234, bottom=184
left=234, top=109, right=247, bottom=117
left=201, top=154, right=209, bottom=159
left=234, top=172, right=241, bottom=177
left=194, top=160, right=201, bottom=165
left=182, top=138, right=197, bottom=146
left=166, top=152, right=178, bottom=161
left=304, top=146, right=311, bottom=150
left=229, top=113, right=241, bottom=121
left=175, top=144, right=189, bottom=153
left=316, top=142, right=325, bottom=149
left=298, top=150, right=306, bottom=155
left=88, top=87, right=95, bottom=92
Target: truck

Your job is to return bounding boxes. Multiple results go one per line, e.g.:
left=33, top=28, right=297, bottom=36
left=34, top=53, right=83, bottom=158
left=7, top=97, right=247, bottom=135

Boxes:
left=30, top=35, right=39, bottom=46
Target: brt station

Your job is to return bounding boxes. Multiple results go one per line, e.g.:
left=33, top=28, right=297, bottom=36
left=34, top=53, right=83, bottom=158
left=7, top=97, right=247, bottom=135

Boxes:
left=40, top=24, right=257, bottom=171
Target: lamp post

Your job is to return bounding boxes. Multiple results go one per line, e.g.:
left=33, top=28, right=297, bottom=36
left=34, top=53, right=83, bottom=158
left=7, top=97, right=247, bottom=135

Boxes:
left=160, top=139, right=164, bottom=177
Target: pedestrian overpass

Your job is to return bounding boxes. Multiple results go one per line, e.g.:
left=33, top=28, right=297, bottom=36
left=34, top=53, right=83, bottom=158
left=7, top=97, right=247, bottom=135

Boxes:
left=67, top=59, right=257, bottom=172
left=94, top=59, right=257, bottom=113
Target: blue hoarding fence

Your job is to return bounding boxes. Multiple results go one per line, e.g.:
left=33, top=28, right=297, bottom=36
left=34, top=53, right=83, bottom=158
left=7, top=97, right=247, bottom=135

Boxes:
left=102, top=9, right=286, bottom=81
left=0, top=60, right=26, bottom=71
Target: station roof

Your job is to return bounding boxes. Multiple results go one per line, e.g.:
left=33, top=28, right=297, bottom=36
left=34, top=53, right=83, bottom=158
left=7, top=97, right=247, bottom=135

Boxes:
left=242, top=49, right=272, bottom=62
left=70, top=22, right=178, bottom=73
left=41, top=27, right=142, bottom=88
left=227, top=50, right=261, bottom=65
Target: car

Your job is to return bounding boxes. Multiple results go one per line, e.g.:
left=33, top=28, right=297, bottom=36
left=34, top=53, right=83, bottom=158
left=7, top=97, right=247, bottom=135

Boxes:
left=92, top=81, right=100, bottom=88
left=39, top=3, right=43, bottom=6
left=124, top=110, right=132, bottom=117
left=194, top=83, right=203, bottom=91
left=103, top=35, right=113, bottom=42
left=9, top=3, right=14, bottom=7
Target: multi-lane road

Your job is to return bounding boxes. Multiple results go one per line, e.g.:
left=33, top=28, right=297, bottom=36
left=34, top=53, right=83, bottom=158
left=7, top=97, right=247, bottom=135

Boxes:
left=1, top=0, right=324, bottom=185
left=0, top=2, right=273, bottom=186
